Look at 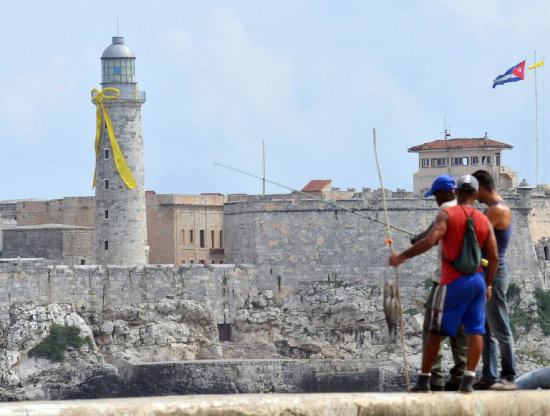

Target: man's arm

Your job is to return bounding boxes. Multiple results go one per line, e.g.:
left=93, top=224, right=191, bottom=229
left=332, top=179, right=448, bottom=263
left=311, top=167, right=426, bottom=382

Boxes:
left=389, top=210, right=449, bottom=267
left=410, top=221, right=435, bottom=244
left=483, top=222, right=498, bottom=300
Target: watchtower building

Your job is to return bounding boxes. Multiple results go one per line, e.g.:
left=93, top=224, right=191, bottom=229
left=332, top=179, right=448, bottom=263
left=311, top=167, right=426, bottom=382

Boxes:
left=92, top=36, right=148, bottom=265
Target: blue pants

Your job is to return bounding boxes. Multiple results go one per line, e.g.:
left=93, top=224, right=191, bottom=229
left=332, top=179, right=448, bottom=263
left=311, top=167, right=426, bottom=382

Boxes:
left=481, top=266, right=517, bottom=382
left=517, top=367, right=550, bottom=389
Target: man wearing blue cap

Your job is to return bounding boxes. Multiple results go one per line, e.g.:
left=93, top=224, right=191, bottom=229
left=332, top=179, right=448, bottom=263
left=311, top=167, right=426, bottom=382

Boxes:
left=411, top=175, right=468, bottom=391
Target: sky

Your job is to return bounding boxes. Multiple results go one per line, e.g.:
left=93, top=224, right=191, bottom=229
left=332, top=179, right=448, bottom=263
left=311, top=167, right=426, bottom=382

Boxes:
left=1, top=0, right=550, bottom=200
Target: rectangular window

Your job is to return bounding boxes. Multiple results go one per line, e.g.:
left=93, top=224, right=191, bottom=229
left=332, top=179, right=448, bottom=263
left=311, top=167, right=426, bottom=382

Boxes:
left=105, top=180, right=109, bottom=190
left=104, top=149, right=109, bottom=159
left=104, top=240, right=109, bottom=250
left=219, top=230, right=223, bottom=248
left=471, top=156, right=479, bottom=165
left=182, top=229, right=185, bottom=243
left=104, top=210, right=109, bottom=219
left=431, top=158, right=447, bottom=168
left=80, top=259, right=86, bottom=265
left=495, top=153, right=501, bottom=166
left=189, top=230, right=194, bottom=243
left=217, top=324, right=231, bottom=341
left=211, top=230, right=215, bottom=248
left=452, top=157, right=468, bottom=166
left=200, top=230, right=205, bottom=248
left=482, top=156, right=492, bottom=165
left=421, top=158, right=430, bottom=168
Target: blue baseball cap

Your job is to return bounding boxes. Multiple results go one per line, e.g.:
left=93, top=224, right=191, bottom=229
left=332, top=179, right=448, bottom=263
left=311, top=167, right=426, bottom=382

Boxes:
left=424, top=175, right=456, bottom=197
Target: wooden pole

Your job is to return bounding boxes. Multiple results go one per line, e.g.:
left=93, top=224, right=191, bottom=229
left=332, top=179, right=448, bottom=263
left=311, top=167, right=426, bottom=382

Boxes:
left=372, top=128, right=410, bottom=393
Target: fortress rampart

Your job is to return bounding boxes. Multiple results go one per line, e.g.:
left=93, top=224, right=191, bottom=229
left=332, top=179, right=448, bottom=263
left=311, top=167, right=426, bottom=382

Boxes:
left=224, top=193, right=546, bottom=290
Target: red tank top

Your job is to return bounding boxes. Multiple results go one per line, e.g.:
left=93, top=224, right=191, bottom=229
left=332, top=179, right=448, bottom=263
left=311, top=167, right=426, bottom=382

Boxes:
left=441, top=205, right=490, bottom=285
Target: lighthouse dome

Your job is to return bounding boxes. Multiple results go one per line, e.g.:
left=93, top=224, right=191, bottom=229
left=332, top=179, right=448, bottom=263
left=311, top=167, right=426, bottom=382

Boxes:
left=102, top=36, right=135, bottom=58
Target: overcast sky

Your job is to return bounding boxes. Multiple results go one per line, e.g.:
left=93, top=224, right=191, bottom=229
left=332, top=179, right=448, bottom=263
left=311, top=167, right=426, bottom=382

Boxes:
left=1, top=1, right=549, bottom=200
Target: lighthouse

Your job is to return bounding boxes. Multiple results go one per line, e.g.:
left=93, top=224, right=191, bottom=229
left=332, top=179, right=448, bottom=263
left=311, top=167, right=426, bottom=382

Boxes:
left=92, top=36, right=148, bottom=265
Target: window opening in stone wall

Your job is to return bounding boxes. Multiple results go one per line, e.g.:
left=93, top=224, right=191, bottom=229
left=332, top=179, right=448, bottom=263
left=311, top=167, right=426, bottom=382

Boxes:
left=104, top=149, right=109, bottom=159
left=452, top=157, right=468, bottom=166
left=471, top=156, right=479, bottom=165
left=211, top=230, right=215, bottom=248
left=104, top=240, right=109, bottom=250
left=104, top=210, right=109, bottom=219
left=219, top=261, right=223, bottom=264
left=189, top=230, right=194, bottom=243
left=431, top=158, right=447, bottom=168
left=80, top=259, right=86, bottom=265
left=190, top=260, right=194, bottom=264
left=220, top=231, right=223, bottom=248
left=217, top=324, right=231, bottom=341
left=545, top=246, right=549, bottom=261
left=105, top=180, right=109, bottom=190
left=200, top=230, right=205, bottom=248
left=421, top=158, right=430, bottom=168
left=482, top=156, right=491, bottom=165
left=182, top=229, right=185, bottom=243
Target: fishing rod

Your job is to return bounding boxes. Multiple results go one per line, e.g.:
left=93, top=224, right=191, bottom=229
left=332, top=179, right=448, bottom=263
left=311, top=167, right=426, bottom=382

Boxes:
left=213, top=162, right=413, bottom=236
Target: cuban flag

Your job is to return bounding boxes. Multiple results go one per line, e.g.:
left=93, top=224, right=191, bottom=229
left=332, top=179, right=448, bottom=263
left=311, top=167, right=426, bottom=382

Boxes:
left=493, top=60, right=526, bottom=88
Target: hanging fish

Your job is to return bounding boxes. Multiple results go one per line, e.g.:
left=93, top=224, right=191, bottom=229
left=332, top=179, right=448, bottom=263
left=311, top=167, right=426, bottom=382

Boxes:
left=384, top=281, right=399, bottom=342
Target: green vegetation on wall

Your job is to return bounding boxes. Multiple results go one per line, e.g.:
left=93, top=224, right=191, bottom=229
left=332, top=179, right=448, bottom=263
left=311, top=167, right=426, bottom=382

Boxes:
left=535, top=289, right=550, bottom=335
left=28, top=324, right=93, bottom=362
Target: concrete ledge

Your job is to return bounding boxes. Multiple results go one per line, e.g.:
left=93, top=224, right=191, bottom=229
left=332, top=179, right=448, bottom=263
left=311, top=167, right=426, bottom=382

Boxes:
left=0, top=391, right=549, bottom=415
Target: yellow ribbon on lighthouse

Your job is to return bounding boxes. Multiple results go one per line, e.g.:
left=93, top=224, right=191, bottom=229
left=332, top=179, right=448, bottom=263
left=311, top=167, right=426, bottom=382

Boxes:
left=91, top=88, right=137, bottom=189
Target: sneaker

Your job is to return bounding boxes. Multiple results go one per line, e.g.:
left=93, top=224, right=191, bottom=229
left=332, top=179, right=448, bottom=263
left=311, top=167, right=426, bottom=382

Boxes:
left=473, top=379, right=495, bottom=390
left=489, top=379, right=518, bottom=391
left=459, top=374, right=476, bottom=394
left=411, top=374, right=431, bottom=393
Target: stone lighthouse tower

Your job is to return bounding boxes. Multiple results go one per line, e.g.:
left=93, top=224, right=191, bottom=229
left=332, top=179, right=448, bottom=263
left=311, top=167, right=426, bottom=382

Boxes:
left=92, top=36, right=148, bottom=265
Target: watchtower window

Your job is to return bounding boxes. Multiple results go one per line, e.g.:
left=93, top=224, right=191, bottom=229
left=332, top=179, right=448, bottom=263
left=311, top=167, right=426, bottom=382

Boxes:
left=104, top=149, right=109, bottom=159
left=105, top=180, right=109, bottom=190
left=104, top=241, right=109, bottom=250
left=200, top=230, right=205, bottom=248
left=421, top=158, right=430, bottom=168
left=452, top=157, right=468, bottom=166
left=471, top=156, right=479, bottom=165
left=104, top=210, right=109, bottom=219
left=482, top=156, right=492, bottom=165
left=431, top=158, right=447, bottom=168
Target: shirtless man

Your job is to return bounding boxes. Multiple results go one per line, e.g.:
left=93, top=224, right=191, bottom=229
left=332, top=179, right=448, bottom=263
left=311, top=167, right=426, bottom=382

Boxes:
left=472, top=170, right=517, bottom=390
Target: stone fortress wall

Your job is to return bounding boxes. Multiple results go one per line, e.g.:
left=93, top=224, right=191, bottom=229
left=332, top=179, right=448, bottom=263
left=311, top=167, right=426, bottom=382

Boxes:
left=224, top=191, right=546, bottom=291
left=0, top=189, right=547, bottom=319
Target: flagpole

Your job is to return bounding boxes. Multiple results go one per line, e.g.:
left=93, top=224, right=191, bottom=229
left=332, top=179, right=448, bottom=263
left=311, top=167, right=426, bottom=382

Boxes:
left=535, top=51, right=540, bottom=186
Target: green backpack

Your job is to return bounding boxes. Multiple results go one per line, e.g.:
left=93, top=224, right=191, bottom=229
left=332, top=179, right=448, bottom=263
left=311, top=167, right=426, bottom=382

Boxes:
left=451, top=207, right=482, bottom=275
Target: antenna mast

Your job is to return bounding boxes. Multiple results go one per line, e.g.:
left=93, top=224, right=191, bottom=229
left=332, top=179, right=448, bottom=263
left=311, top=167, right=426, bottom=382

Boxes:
left=443, top=120, right=451, bottom=176
left=535, top=51, right=540, bottom=186
left=262, top=141, right=266, bottom=195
